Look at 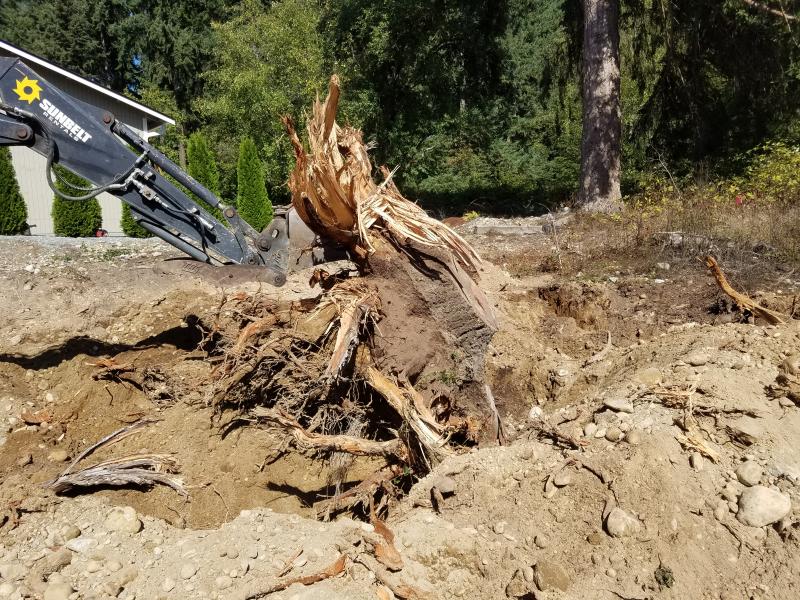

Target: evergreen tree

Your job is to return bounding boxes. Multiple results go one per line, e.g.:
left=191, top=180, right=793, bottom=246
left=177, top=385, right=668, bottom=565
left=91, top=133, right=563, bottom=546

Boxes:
left=0, top=147, right=28, bottom=235
left=186, top=131, right=223, bottom=219
left=51, top=166, right=102, bottom=237
left=121, top=203, right=152, bottom=238
left=236, top=137, right=273, bottom=231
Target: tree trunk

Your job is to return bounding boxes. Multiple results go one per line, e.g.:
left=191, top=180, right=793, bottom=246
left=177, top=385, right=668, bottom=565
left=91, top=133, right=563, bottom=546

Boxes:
left=578, top=0, right=622, bottom=212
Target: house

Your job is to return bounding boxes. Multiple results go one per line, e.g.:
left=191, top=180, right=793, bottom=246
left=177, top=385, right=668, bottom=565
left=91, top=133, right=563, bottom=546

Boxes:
left=0, top=40, right=175, bottom=235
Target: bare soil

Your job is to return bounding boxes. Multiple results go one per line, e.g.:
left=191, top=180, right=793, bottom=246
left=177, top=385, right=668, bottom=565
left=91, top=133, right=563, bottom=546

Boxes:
left=0, top=224, right=798, bottom=600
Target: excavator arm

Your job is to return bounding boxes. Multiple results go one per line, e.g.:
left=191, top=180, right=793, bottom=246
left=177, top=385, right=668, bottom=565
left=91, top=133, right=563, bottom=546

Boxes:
left=0, top=56, right=317, bottom=286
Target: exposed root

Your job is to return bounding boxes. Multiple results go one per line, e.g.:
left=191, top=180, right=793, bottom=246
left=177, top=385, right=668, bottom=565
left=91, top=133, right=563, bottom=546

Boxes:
left=705, top=256, right=786, bottom=324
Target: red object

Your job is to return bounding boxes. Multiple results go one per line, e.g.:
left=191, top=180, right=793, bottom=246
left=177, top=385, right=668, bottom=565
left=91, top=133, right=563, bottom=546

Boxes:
left=735, top=195, right=744, bottom=206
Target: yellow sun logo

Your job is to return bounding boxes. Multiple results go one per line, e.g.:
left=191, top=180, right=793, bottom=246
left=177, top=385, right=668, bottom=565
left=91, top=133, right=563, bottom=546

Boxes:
left=13, top=76, right=42, bottom=104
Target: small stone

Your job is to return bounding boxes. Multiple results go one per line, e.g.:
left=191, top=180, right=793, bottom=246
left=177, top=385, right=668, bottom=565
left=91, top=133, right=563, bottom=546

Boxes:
left=0, top=583, right=14, bottom=598
left=226, top=548, right=239, bottom=560
left=656, top=262, right=670, bottom=271
left=553, top=471, right=572, bottom=487
left=104, top=507, right=142, bottom=534
left=778, top=397, right=795, bottom=408
left=505, top=569, right=529, bottom=598
left=736, top=462, right=763, bottom=487
left=605, top=427, right=623, bottom=442
left=215, top=576, right=232, bottom=590
left=690, top=452, right=704, bottom=471
left=636, top=367, right=662, bottom=386
left=721, top=483, right=741, bottom=502
left=16, top=453, right=32, bottom=467
left=493, top=521, right=506, bottom=535
left=603, top=398, right=634, bottom=413
left=180, top=563, right=198, bottom=580
left=583, top=422, right=598, bottom=437
left=85, top=560, right=103, bottom=574
left=528, top=406, right=543, bottom=421
left=106, top=560, right=122, bottom=572
left=65, top=537, right=96, bottom=553
left=714, top=500, right=728, bottom=522
left=594, top=427, right=607, bottom=439
left=162, top=578, right=176, bottom=592
left=43, top=583, right=73, bottom=600
left=431, top=476, right=457, bottom=495
left=60, top=525, right=81, bottom=541
left=47, top=449, right=69, bottom=462
left=737, top=486, right=792, bottom=527
left=0, top=563, right=26, bottom=582
left=42, top=549, right=72, bottom=575
left=624, top=430, right=643, bottom=445
left=534, top=535, right=549, bottom=549
left=606, top=568, right=617, bottom=578
left=533, top=559, right=570, bottom=592
left=586, top=532, right=604, bottom=545
left=686, top=352, right=709, bottom=367
left=605, top=508, right=641, bottom=538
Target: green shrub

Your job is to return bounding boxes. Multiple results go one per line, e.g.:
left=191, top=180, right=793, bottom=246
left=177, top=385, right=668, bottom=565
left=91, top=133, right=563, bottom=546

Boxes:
left=121, top=203, right=152, bottom=238
left=236, top=136, right=273, bottom=231
left=51, top=166, right=102, bottom=237
left=187, top=131, right=224, bottom=220
left=0, top=147, right=28, bottom=234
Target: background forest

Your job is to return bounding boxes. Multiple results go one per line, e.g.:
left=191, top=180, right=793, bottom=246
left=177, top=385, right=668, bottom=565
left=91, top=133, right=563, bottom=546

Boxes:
left=1, top=0, right=799, bottom=216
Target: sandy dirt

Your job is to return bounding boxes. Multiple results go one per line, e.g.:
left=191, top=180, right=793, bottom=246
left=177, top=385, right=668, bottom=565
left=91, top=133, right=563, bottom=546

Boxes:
left=0, top=225, right=798, bottom=600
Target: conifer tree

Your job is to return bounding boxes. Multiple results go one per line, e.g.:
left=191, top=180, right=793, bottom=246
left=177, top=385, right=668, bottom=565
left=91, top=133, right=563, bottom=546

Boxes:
left=51, top=166, right=102, bottom=237
left=187, top=131, right=223, bottom=219
left=236, top=137, right=273, bottom=231
left=121, top=203, right=152, bottom=238
left=0, top=147, right=28, bottom=235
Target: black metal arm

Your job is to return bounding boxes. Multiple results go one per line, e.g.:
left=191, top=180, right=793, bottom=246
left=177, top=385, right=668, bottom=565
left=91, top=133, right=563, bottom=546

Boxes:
left=0, top=56, right=288, bottom=286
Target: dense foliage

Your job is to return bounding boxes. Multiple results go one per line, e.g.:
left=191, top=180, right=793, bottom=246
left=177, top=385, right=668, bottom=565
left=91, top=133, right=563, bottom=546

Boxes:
left=3, top=0, right=800, bottom=215
left=121, top=203, right=152, bottom=238
left=237, top=137, right=273, bottom=231
left=186, top=131, right=224, bottom=218
left=50, top=166, right=102, bottom=237
left=0, top=147, right=28, bottom=235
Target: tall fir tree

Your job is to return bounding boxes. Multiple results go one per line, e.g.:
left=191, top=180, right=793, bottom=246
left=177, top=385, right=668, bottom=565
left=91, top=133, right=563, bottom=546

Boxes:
left=0, top=147, right=28, bottom=235
left=186, top=131, right=223, bottom=219
left=51, top=166, right=102, bottom=237
left=236, top=137, right=273, bottom=231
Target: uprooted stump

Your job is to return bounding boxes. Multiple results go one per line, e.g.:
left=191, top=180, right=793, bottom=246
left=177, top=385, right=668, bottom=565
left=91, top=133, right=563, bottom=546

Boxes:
left=207, top=75, right=497, bottom=517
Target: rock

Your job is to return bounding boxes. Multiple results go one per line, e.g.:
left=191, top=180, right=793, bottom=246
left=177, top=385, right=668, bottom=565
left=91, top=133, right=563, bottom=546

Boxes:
left=0, top=562, right=27, bottom=581
left=721, top=483, right=741, bottom=502
left=736, top=486, right=792, bottom=527
left=605, top=508, right=641, bottom=538
left=636, top=367, right=662, bottom=386
left=603, top=398, right=634, bottom=413
left=0, top=583, right=15, bottom=598
left=215, top=575, right=232, bottom=590
left=60, top=525, right=81, bottom=541
left=522, top=566, right=534, bottom=583
left=624, top=429, right=643, bottom=445
left=606, top=567, right=617, bottom=578
left=605, top=427, right=623, bottom=442
left=162, top=578, right=176, bottom=592
left=583, top=423, right=598, bottom=437
left=736, top=462, right=762, bottom=487
left=106, top=560, right=122, bottom=573
left=16, top=453, right=32, bottom=467
left=180, top=563, right=198, bottom=579
left=553, top=471, right=572, bottom=487
left=656, top=262, right=671, bottom=271
left=690, top=452, right=704, bottom=471
left=686, top=352, right=709, bottom=367
left=104, top=507, right=142, bottom=534
left=533, top=560, right=570, bottom=592
left=43, top=583, right=73, bottom=600
left=42, top=548, right=72, bottom=575
left=714, top=500, right=729, bottom=522
left=85, top=560, right=103, bottom=574
left=431, top=476, right=457, bottom=495
left=505, top=569, right=529, bottom=597
left=47, top=449, right=69, bottom=462
left=65, top=537, right=97, bottom=553
left=494, top=521, right=506, bottom=535
left=586, top=532, right=604, bottom=545
left=534, top=534, right=550, bottom=549
left=778, top=397, right=795, bottom=408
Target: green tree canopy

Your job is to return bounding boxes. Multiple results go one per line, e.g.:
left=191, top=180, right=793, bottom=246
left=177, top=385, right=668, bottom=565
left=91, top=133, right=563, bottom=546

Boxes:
left=236, top=136, right=273, bottom=231
left=51, top=166, right=102, bottom=237
left=0, top=147, right=28, bottom=235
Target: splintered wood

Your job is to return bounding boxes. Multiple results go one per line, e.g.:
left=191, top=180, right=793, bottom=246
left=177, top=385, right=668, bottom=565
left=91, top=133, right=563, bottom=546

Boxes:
left=283, top=75, right=496, bottom=330
left=705, top=256, right=786, bottom=324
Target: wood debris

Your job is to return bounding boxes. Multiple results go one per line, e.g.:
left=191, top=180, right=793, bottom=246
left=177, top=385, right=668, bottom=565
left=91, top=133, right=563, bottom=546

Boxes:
left=705, top=256, right=786, bottom=324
